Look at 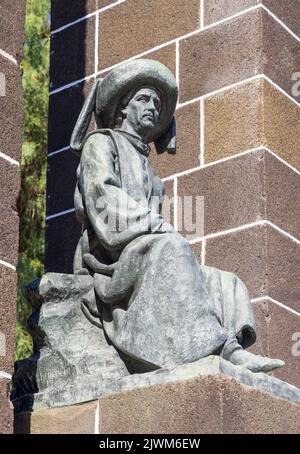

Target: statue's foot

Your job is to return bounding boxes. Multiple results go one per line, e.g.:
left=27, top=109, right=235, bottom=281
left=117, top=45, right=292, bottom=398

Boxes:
left=229, top=348, right=285, bottom=373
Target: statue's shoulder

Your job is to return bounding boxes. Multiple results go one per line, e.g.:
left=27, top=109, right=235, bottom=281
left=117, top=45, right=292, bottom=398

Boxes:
left=81, top=129, right=117, bottom=160
left=83, top=129, right=115, bottom=148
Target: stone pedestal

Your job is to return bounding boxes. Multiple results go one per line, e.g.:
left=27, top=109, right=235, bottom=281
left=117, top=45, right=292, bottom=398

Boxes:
left=15, top=374, right=300, bottom=434
left=14, top=400, right=97, bottom=435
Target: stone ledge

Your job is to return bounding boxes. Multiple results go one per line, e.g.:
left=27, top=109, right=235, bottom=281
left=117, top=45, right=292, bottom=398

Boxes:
left=98, top=374, right=300, bottom=434
left=15, top=373, right=300, bottom=434
left=14, top=353, right=300, bottom=413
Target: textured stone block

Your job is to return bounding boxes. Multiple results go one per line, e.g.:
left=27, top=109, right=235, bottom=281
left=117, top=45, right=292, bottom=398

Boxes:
left=205, top=0, right=300, bottom=39
left=50, top=16, right=95, bottom=89
left=0, top=158, right=20, bottom=210
left=205, top=78, right=262, bottom=163
left=0, top=0, right=26, bottom=62
left=177, top=149, right=300, bottom=239
left=0, top=206, right=19, bottom=265
left=220, top=375, right=300, bottom=434
left=263, top=0, right=300, bottom=38
left=97, top=0, right=119, bottom=9
left=98, top=374, right=300, bottom=434
left=251, top=301, right=300, bottom=389
left=136, top=44, right=176, bottom=79
left=0, top=125, right=20, bottom=269
left=179, top=150, right=264, bottom=237
left=45, top=213, right=81, bottom=274
left=262, top=8, right=300, bottom=101
left=0, top=397, right=13, bottom=434
left=262, top=79, right=300, bottom=171
left=180, top=9, right=262, bottom=102
left=149, top=101, right=201, bottom=178
left=0, top=57, right=23, bottom=160
left=205, top=78, right=300, bottom=170
left=205, top=225, right=300, bottom=311
left=46, top=151, right=79, bottom=216
left=204, top=0, right=258, bottom=25
left=264, top=151, right=300, bottom=240
left=98, top=44, right=176, bottom=84
left=0, top=376, right=12, bottom=434
left=0, top=266, right=17, bottom=374
left=48, top=78, right=94, bottom=152
left=266, top=228, right=300, bottom=309
left=0, top=377, right=11, bottom=399
left=14, top=400, right=97, bottom=434
left=180, top=8, right=300, bottom=103
left=98, top=0, right=200, bottom=69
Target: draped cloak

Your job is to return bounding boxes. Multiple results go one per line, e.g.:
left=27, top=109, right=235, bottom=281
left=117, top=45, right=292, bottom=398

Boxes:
left=73, top=129, right=256, bottom=372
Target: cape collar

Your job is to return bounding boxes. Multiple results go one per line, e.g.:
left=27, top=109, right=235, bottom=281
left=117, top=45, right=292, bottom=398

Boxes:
left=114, top=129, right=151, bottom=157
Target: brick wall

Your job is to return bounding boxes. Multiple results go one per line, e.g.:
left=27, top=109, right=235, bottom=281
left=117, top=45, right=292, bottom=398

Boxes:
left=0, top=0, right=26, bottom=434
left=47, top=1, right=300, bottom=388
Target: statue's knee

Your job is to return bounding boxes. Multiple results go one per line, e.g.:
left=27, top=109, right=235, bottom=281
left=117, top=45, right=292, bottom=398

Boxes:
left=158, top=233, right=189, bottom=251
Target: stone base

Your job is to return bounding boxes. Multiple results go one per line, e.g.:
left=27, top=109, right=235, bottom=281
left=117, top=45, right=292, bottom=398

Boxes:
left=14, top=400, right=97, bottom=435
left=14, top=354, right=300, bottom=413
left=15, top=374, right=300, bottom=434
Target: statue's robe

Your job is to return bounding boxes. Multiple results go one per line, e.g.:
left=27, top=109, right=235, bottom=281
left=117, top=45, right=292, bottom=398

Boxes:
left=73, top=129, right=256, bottom=371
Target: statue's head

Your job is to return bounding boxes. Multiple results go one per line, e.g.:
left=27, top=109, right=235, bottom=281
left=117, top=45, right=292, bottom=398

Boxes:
left=115, top=86, right=162, bottom=142
left=71, top=59, right=178, bottom=153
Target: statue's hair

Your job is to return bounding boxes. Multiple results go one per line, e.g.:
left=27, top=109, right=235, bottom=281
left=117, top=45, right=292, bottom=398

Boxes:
left=121, top=88, right=137, bottom=109
left=114, top=88, right=136, bottom=127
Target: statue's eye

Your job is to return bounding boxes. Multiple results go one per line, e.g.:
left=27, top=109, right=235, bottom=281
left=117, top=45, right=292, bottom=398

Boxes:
left=136, top=95, right=149, bottom=103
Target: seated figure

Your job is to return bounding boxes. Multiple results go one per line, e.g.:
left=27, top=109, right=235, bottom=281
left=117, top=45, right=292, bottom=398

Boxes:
left=15, top=59, right=297, bottom=414
left=69, top=59, right=283, bottom=374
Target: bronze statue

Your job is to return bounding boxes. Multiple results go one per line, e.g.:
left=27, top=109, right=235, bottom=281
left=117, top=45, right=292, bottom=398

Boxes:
left=70, top=59, right=283, bottom=373
left=15, top=60, right=299, bottom=413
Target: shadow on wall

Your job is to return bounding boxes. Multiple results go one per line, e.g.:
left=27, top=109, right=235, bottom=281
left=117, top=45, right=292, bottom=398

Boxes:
left=45, top=0, right=92, bottom=274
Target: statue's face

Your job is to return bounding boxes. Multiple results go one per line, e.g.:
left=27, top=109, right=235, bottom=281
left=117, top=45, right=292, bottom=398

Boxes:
left=123, top=87, right=161, bottom=139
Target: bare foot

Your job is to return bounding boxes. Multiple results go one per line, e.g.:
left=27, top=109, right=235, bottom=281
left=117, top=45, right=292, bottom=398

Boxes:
left=229, top=348, right=285, bottom=373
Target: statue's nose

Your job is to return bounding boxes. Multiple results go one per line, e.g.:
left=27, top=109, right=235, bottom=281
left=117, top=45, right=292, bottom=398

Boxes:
left=147, top=99, right=156, bottom=111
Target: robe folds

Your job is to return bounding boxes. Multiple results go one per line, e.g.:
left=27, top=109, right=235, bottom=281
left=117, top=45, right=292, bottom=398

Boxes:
left=73, top=129, right=256, bottom=371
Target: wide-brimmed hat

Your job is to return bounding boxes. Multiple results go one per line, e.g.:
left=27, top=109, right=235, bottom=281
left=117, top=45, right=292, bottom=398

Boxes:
left=70, top=59, right=178, bottom=154
left=96, top=59, right=178, bottom=142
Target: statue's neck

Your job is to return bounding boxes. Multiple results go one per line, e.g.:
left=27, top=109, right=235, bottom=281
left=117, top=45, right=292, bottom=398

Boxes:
left=114, top=129, right=150, bottom=157
left=119, top=121, right=149, bottom=144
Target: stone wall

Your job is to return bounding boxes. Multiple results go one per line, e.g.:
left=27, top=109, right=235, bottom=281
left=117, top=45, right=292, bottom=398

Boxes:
left=0, top=0, right=26, bottom=434
left=46, top=0, right=300, bottom=389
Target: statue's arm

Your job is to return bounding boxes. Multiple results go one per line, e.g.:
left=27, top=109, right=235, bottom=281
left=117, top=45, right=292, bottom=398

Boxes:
left=80, top=133, right=167, bottom=250
left=149, top=175, right=174, bottom=233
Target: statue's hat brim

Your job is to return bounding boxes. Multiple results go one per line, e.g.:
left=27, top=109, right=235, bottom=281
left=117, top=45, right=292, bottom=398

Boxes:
left=96, top=59, right=178, bottom=141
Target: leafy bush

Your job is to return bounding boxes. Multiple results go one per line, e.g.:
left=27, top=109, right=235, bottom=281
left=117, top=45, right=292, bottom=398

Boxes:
left=16, top=0, right=50, bottom=359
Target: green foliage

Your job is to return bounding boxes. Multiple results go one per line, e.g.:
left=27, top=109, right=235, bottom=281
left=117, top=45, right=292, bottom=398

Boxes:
left=16, top=0, right=50, bottom=360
